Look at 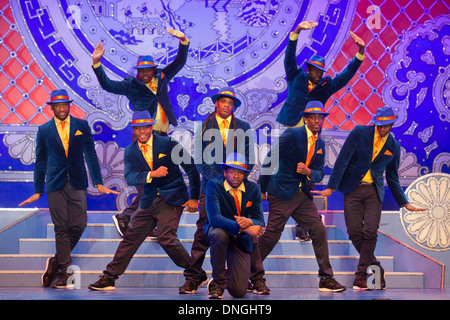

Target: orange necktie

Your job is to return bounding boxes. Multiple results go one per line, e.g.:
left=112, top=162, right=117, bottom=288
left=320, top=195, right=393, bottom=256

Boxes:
left=150, top=81, right=167, bottom=124
left=141, top=144, right=153, bottom=170
left=233, top=189, right=241, bottom=217
left=221, top=119, right=229, bottom=146
left=305, top=135, right=316, bottom=167
left=159, top=105, right=167, bottom=124
left=372, top=135, right=382, bottom=161
left=61, top=121, right=69, bottom=157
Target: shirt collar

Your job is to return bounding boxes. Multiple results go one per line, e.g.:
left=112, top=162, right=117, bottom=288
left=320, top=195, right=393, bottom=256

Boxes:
left=54, top=115, right=71, bottom=126
left=137, top=134, right=153, bottom=149
left=374, top=126, right=389, bottom=143
left=215, top=114, right=232, bottom=127
left=224, top=179, right=245, bottom=193
left=304, top=124, right=318, bottom=140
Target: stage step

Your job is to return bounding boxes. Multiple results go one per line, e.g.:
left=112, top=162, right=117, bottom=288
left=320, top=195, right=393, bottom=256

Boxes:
left=0, top=270, right=425, bottom=289
left=0, top=253, right=396, bottom=272
left=19, top=238, right=359, bottom=256
left=0, top=210, right=431, bottom=289
left=44, top=223, right=337, bottom=240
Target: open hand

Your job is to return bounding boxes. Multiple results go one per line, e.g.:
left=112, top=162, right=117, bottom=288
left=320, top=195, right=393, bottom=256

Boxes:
left=19, top=193, right=41, bottom=207
left=92, top=42, right=105, bottom=64
left=166, top=28, right=187, bottom=42
left=350, top=31, right=365, bottom=54
left=312, top=188, right=333, bottom=197
left=97, top=184, right=120, bottom=195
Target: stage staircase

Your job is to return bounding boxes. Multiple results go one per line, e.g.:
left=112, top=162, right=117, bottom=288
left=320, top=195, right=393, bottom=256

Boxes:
left=0, top=208, right=443, bottom=289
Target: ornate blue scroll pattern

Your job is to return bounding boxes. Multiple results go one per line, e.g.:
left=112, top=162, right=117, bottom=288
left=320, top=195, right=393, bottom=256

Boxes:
left=384, top=15, right=450, bottom=175
left=400, top=173, right=450, bottom=252
left=5, top=0, right=359, bottom=210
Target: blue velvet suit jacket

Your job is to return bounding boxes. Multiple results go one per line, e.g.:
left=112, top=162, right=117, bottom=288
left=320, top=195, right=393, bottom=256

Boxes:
left=327, top=125, right=408, bottom=207
left=258, top=125, right=325, bottom=201
left=124, top=134, right=200, bottom=209
left=276, top=38, right=363, bottom=126
left=194, top=117, right=255, bottom=194
left=204, top=176, right=265, bottom=253
left=34, top=116, right=103, bottom=194
left=92, top=42, right=189, bottom=126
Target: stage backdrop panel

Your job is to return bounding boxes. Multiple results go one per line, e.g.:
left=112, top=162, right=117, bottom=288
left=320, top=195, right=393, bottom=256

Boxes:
left=1, top=0, right=449, bottom=214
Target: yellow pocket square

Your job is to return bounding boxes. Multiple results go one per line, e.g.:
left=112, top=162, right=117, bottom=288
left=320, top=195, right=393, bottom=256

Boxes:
left=384, top=150, right=393, bottom=156
left=75, top=130, right=83, bottom=136
left=316, top=149, right=323, bottom=154
left=246, top=201, right=253, bottom=207
left=158, top=153, right=167, bottom=159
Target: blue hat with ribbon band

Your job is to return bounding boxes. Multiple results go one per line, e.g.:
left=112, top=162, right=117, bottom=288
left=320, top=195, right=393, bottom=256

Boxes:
left=300, top=100, right=330, bottom=117
left=131, top=110, right=157, bottom=127
left=221, top=153, right=251, bottom=172
left=305, top=55, right=326, bottom=72
left=371, top=106, right=398, bottom=126
left=46, top=89, right=74, bottom=104
left=211, top=87, right=242, bottom=108
left=134, top=55, right=157, bottom=69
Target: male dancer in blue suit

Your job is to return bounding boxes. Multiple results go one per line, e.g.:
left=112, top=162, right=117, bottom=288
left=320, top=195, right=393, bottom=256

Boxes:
left=276, top=21, right=366, bottom=127
left=88, top=110, right=200, bottom=291
left=204, top=153, right=265, bottom=299
left=19, top=89, right=119, bottom=289
left=258, top=100, right=346, bottom=292
left=92, top=28, right=189, bottom=234
left=314, top=106, right=426, bottom=290
left=179, top=88, right=269, bottom=295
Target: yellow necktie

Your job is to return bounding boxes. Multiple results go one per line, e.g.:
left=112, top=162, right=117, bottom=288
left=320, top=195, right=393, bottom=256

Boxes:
left=305, top=135, right=316, bottom=167
left=61, top=121, right=69, bottom=157
left=233, top=189, right=241, bottom=217
left=221, top=119, right=229, bottom=145
left=141, top=144, right=153, bottom=170
left=372, top=135, right=382, bottom=161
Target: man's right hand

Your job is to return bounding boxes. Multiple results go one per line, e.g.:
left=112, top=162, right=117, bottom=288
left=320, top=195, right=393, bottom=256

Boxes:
left=151, top=166, right=169, bottom=178
left=92, top=42, right=105, bottom=65
left=293, top=21, right=318, bottom=34
left=19, top=193, right=41, bottom=207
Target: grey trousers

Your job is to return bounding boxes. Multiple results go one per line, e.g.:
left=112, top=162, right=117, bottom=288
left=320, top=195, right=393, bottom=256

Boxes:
left=258, top=189, right=334, bottom=279
left=343, top=184, right=383, bottom=275
left=104, top=196, right=190, bottom=278
left=207, top=227, right=251, bottom=298
left=47, top=180, right=87, bottom=272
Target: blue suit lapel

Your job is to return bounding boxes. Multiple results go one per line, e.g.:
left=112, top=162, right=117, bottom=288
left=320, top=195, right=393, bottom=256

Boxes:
left=133, top=140, right=151, bottom=171
left=297, top=126, right=308, bottom=162
left=50, top=118, right=66, bottom=156
left=68, top=117, right=77, bottom=152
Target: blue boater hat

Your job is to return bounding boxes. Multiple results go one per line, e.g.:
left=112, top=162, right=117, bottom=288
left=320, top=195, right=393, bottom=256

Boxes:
left=133, top=55, right=157, bottom=69
left=46, top=89, right=74, bottom=104
left=221, top=153, right=251, bottom=172
left=300, top=100, right=330, bottom=117
left=371, top=106, right=398, bottom=126
left=211, top=87, right=242, bottom=108
left=131, top=110, right=157, bottom=127
left=305, top=54, right=326, bottom=72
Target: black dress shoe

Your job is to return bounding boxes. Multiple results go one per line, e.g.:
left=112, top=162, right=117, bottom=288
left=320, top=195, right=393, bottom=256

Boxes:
left=41, top=257, right=59, bottom=287
left=51, top=271, right=72, bottom=289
